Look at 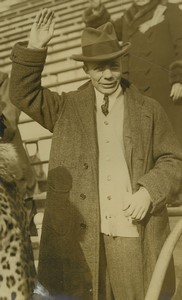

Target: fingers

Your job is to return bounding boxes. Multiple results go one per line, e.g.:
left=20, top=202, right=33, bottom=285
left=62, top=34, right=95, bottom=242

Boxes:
left=124, top=206, right=147, bottom=222
left=34, top=11, right=42, bottom=24
left=170, top=86, right=174, bottom=98
left=34, top=8, right=54, bottom=27
left=123, top=202, right=148, bottom=221
left=170, top=83, right=182, bottom=102
left=124, top=205, right=134, bottom=217
left=132, top=208, right=147, bottom=221
left=38, top=8, right=47, bottom=26
left=49, top=21, right=56, bottom=37
left=123, top=203, right=130, bottom=211
left=43, top=10, right=53, bottom=25
left=47, top=11, right=54, bottom=26
left=130, top=207, right=143, bottom=220
left=123, top=190, right=151, bottom=222
left=125, top=205, right=141, bottom=219
left=140, top=210, right=147, bottom=221
left=175, top=86, right=182, bottom=100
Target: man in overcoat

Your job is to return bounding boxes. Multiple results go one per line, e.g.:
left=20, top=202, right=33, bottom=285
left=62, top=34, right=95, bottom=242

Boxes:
left=10, top=8, right=182, bottom=300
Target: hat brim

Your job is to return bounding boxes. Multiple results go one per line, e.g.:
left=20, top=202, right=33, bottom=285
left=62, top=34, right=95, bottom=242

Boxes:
left=71, top=42, right=131, bottom=62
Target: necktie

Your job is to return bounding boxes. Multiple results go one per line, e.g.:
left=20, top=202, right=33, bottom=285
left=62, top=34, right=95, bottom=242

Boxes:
left=101, top=94, right=109, bottom=116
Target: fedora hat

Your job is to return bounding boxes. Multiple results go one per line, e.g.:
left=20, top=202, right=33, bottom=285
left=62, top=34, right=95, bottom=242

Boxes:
left=71, top=22, right=131, bottom=62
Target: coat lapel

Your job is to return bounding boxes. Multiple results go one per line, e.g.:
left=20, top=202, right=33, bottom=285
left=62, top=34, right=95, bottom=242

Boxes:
left=124, top=86, right=153, bottom=189
left=123, top=93, right=133, bottom=179
left=73, top=81, right=98, bottom=164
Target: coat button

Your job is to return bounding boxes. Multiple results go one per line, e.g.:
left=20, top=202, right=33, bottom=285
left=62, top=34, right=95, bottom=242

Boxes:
left=80, top=193, right=86, bottom=200
left=80, top=223, right=87, bottom=229
left=83, top=163, right=88, bottom=169
left=89, top=288, right=93, bottom=294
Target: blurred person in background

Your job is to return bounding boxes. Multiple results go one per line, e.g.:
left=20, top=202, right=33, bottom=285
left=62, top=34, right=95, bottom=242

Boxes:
left=9, top=8, right=182, bottom=300
left=83, top=0, right=182, bottom=147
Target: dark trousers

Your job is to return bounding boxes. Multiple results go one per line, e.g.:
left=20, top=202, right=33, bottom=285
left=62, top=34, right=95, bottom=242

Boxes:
left=99, top=234, right=173, bottom=300
left=99, top=234, right=144, bottom=300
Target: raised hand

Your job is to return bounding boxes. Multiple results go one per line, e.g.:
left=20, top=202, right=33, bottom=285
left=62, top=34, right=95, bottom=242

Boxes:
left=28, top=8, right=55, bottom=49
left=170, top=82, right=182, bottom=102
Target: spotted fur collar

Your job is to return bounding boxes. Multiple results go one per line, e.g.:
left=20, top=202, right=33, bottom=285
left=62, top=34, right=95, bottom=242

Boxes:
left=0, top=143, right=20, bottom=184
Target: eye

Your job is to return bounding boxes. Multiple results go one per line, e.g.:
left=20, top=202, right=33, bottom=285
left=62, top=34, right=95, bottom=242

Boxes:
left=111, top=64, right=120, bottom=69
left=94, top=66, right=103, bottom=71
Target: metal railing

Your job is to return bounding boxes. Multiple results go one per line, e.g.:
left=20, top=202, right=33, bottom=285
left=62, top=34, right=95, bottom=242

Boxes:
left=145, top=218, right=182, bottom=300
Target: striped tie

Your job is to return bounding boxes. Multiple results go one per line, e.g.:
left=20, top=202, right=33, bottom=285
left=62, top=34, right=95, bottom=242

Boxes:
left=101, top=94, right=109, bottom=116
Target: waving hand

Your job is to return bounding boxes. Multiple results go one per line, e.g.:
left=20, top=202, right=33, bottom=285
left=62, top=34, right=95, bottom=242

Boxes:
left=28, top=8, right=55, bottom=49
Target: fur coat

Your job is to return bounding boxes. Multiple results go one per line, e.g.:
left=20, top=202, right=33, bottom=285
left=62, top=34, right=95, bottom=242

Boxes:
left=0, top=143, right=36, bottom=299
left=0, top=72, right=36, bottom=197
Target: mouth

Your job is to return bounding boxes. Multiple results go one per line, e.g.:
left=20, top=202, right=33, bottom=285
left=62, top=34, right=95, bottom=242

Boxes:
left=101, top=82, right=117, bottom=89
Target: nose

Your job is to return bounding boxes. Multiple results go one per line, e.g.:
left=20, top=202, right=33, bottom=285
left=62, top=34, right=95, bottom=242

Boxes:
left=103, top=68, right=113, bottom=79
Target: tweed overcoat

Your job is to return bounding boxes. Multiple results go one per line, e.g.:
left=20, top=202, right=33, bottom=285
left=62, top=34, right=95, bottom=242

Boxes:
left=83, top=2, right=182, bottom=145
left=10, top=43, right=182, bottom=300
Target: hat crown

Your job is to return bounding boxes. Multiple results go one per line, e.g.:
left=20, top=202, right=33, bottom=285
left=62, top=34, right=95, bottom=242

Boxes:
left=71, top=22, right=131, bottom=62
left=81, top=22, right=117, bottom=47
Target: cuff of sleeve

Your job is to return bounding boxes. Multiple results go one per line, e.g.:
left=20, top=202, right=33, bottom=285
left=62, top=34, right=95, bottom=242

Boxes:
left=137, top=177, right=166, bottom=213
left=139, top=186, right=151, bottom=201
left=10, top=41, right=47, bottom=66
left=169, top=60, right=182, bottom=84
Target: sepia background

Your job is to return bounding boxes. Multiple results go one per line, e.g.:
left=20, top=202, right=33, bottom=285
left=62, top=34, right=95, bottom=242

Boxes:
left=0, top=0, right=182, bottom=298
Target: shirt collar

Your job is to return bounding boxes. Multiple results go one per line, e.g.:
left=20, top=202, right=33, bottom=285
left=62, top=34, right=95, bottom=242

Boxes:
left=94, top=85, right=123, bottom=112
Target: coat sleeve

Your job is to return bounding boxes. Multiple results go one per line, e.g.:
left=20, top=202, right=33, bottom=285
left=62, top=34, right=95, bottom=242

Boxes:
left=10, top=42, right=65, bottom=133
left=167, top=4, right=182, bottom=84
left=137, top=101, right=182, bottom=213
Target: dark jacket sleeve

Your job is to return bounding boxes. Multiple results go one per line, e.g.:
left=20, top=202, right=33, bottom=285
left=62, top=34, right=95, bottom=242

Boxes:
left=167, top=3, right=182, bottom=84
left=10, top=42, right=65, bottom=133
left=137, top=99, right=182, bottom=213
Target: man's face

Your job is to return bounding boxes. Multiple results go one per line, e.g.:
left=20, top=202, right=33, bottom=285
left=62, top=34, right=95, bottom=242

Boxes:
left=84, top=58, right=122, bottom=95
left=133, top=0, right=150, bottom=6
